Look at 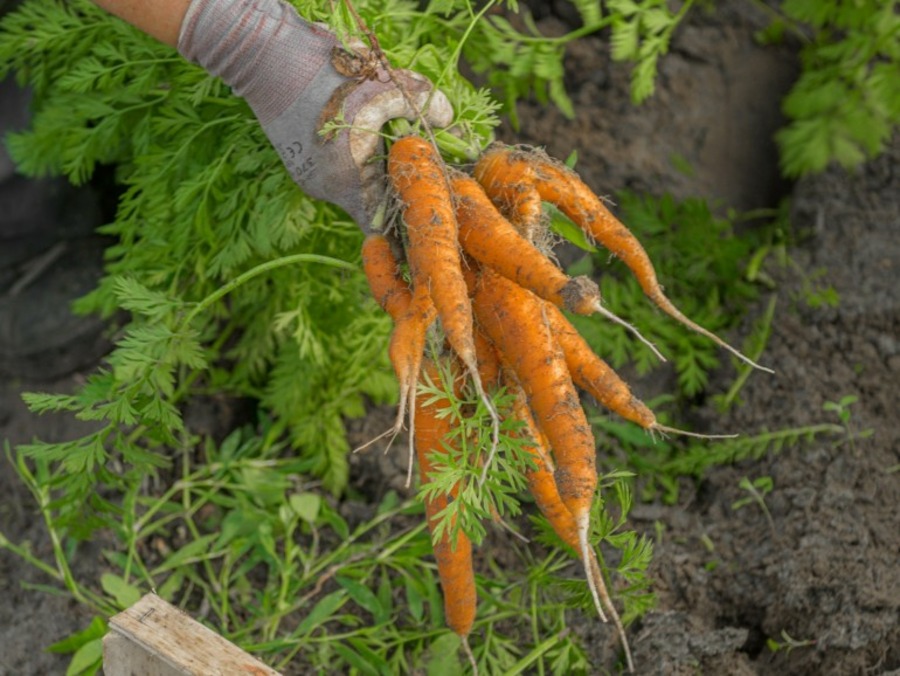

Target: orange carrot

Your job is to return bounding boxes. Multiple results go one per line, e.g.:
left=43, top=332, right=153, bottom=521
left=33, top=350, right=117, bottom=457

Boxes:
left=389, top=137, right=477, bottom=374
left=507, top=380, right=634, bottom=671
left=452, top=172, right=601, bottom=316
left=470, top=160, right=664, bottom=361
left=476, top=145, right=771, bottom=373
left=543, top=301, right=656, bottom=429
left=361, top=233, right=438, bottom=482
left=472, top=267, right=596, bottom=518
left=508, top=385, right=580, bottom=553
left=544, top=301, right=735, bottom=441
left=416, top=359, right=478, bottom=666
left=389, top=136, right=500, bottom=469
left=361, top=233, right=411, bottom=321
left=471, top=266, right=603, bottom=623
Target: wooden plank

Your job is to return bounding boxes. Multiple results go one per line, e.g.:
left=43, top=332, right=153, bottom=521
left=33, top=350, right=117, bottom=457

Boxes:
left=103, top=593, right=282, bottom=676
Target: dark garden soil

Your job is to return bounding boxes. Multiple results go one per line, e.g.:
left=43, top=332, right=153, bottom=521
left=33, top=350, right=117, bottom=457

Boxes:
left=2, top=1, right=898, bottom=674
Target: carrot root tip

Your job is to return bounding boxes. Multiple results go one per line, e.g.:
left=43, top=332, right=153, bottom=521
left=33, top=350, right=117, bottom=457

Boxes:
left=578, top=518, right=607, bottom=623
left=461, top=636, right=478, bottom=676
left=582, top=528, right=636, bottom=674
left=650, top=293, right=773, bottom=374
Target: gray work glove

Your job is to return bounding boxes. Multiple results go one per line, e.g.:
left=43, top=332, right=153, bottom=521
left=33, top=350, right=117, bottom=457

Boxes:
left=178, top=0, right=453, bottom=231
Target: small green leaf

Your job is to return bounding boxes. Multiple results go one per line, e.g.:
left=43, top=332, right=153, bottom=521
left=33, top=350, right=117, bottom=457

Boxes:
left=289, top=492, right=322, bottom=524
left=332, top=643, right=380, bottom=676
left=47, top=617, right=107, bottom=654
left=153, top=534, right=219, bottom=573
left=100, top=573, right=142, bottom=609
left=65, top=638, right=103, bottom=676
left=405, top=575, right=425, bottom=622
left=547, top=203, right=596, bottom=252
left=156, top=571, right=183, bottom=602
left=296, top=590, right=347, bottom=635
left=337, top=576, right=388, bottom=624
left=426, top=632, right=465, bottom=676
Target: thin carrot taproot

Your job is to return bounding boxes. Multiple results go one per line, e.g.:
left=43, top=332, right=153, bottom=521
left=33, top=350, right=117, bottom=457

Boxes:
left=475, top=145, right=772, bottom=373
left=416, top=359, right=478, bottom=671
left=392, top=284, right=438, bottom=483
left=389, top=136, right=501, bottom=472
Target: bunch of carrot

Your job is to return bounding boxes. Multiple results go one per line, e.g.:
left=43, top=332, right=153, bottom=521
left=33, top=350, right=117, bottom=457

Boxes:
left=361, top=137, right=768, bottom=673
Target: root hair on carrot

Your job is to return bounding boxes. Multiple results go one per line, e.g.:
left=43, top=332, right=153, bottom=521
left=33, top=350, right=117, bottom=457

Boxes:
left=590, top=300, right=666, bottom=362
left=651, top=423, right=739, bottom=441
left=350, top=426, right=397, bottom=455
left=577, top=516, right=607, bottom=624
left=469, top=366, right=501, bottom=489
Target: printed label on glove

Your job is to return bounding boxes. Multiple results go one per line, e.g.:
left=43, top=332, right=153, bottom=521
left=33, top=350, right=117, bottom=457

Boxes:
left=278, top=140, right=316, bottom=181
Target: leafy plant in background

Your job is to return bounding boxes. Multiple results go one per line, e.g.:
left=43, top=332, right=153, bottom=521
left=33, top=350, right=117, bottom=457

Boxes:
left=596, top=0, right=900, bottom=175
left=768, top=0, right=900, bottom=176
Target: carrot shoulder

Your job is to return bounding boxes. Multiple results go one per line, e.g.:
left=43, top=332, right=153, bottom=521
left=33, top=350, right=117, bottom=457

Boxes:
left=473, top=145, right=543, bottom=240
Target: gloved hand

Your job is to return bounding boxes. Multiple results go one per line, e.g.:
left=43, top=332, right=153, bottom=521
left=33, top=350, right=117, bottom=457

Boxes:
left=178, top=0, right=453, bottom=231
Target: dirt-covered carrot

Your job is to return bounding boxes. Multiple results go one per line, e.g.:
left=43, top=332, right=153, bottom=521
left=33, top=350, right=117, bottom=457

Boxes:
left=362, top=233, right=411, bottom=321
left=416, top=359, right=478, bottom=671
left=473, top=145, right=543, bottom=239
left=470, top=163, right=664, bottom=361
left=508, top=383, right=635, bottom=672
left=389, top=136, right=501, bottom=466
left=544, top=301, right=734, bottom=440
left=453, top=172, right=601, bottom=316
left=542, top=300, right=655, bottom=429
left=389, top=137, right=476, bottom=370
left=361, top=233, right=438, bottom=481
left=392, top=285, right=438, bottom=481
left=471, top=266, right=602, bottom=617
left=476, top=145, right=772, bottom=373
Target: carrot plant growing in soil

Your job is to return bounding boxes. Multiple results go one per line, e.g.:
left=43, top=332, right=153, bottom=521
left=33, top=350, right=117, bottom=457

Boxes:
left=0, top=0, right=895, bottom=674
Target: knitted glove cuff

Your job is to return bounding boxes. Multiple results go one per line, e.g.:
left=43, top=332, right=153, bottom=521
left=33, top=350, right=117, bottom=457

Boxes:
left=178, top=0, right=337, bottom=125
